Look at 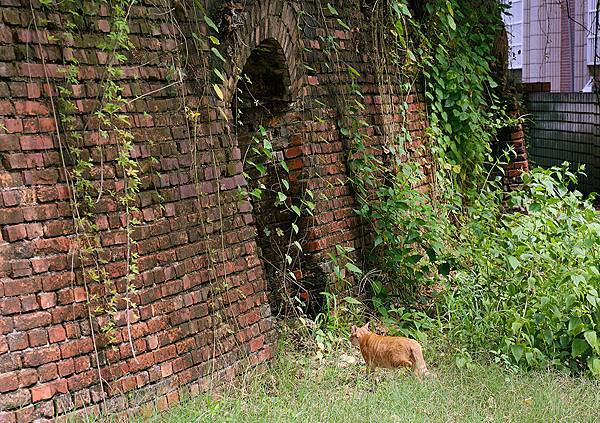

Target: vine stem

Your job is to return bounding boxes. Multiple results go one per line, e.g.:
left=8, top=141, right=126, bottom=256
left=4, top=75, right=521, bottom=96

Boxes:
left=28, top=0, right=108, bottom=413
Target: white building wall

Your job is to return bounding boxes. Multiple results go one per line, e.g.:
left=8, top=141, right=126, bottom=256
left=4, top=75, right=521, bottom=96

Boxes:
left=508, top=0, right=593, bottom=91
left=522, top=0, right=562, bottom=91
left=573, top=1, right=589, bottom=91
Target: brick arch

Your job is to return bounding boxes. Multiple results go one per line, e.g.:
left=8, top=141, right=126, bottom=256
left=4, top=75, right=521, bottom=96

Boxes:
left=218, top=1, right=326, bottom=316
left=221, top=1, right=305, bottom=105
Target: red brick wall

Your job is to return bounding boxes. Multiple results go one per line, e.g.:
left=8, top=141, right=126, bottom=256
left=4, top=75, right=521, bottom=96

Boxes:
left=0, top=0, right=431, bottom=420
left=500, top=123, right=529, bottom=189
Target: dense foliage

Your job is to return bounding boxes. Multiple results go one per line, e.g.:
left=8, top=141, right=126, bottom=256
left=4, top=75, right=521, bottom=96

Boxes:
left=445, top=165, right=600, bottom=377
left=340, top=0, right=600, bottom=378
left=419, top=0, right=508, bottom=184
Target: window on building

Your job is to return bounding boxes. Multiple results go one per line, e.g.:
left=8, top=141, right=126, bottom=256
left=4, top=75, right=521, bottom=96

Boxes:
left=588, top=1, right=599, bottom=65
left=503, top=0, right=523, bottom=69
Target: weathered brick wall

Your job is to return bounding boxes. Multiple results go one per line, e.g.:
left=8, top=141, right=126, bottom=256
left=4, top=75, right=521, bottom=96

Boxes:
left=0, top=0, right=431, bottom=420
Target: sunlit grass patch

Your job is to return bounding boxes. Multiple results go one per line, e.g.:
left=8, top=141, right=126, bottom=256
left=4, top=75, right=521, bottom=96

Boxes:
left=144, top=347, right=600, bottom=423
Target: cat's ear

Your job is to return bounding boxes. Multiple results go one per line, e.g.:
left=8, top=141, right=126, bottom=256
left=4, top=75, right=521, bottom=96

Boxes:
left=350, top=325, right=357, bottom=335
left=362, top=322, right=370, bottom=331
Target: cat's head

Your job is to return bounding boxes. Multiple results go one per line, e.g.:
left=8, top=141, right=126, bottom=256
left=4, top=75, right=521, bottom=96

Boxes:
left=350, top=323, right=370, bottom=346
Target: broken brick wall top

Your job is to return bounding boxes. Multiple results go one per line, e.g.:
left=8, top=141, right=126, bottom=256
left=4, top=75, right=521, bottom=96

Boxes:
left=0, top=0, right=430, bottom=420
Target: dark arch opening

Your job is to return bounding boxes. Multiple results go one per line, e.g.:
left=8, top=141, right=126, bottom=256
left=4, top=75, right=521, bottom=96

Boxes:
left=232, top=38, right=292, bottom=131
left=234, top=39, right=324, bottom=318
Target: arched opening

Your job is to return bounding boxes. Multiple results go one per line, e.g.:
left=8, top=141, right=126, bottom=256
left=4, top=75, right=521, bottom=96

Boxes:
left=234, top=39, right=323, bottom=317
left=232, top=38, right=291, bottom=129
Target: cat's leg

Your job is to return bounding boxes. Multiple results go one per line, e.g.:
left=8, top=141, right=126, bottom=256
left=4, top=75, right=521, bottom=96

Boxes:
left=410, top=344, right=431, bottom=379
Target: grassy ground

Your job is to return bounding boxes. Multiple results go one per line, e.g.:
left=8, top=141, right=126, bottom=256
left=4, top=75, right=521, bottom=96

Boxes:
left=144, top=344, right=600, bottom=423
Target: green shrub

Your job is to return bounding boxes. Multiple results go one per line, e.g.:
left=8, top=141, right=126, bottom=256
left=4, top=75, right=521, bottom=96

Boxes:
left=443, top=164, right=600, bottom=377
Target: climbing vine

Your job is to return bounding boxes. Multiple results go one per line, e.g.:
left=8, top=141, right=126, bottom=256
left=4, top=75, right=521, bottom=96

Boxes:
left=293, top=0, right=518, bottom=326
left=34, top=1, right=143, bottom=409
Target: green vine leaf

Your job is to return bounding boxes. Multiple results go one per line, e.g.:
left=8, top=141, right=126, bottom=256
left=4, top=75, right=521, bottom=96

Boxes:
left=204, top=15, right=219, bottom=33
left=214, top=68, right=226, bottom=82
left=211, top=47, right=226, bottom=62
left=345, top=262, right=362, bottom=275
left=213, top=84, right=224, bottom=101
left=447, top=15, right=456, bottom=31
left=326, top=3, right=338, bottom=16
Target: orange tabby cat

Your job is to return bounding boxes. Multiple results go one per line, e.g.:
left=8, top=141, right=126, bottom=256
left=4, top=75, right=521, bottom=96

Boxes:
left=350, top=323, right=432, bottom=378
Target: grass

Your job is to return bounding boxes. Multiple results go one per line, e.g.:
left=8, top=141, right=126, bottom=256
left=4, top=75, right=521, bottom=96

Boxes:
left=143, top=343, right=600, bottom=423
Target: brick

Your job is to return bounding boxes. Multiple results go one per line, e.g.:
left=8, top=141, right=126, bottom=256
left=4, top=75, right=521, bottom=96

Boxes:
left=60, top=338, right=93, bottom=359
left=4, top=278, right=41, bottom=296
left=28, top=329, right=48, bottom=347
left=4, top=224, right=27, bottom=241
left=30, top=384, right=52, bottom=402
left=38, top=363, right=58, bottom=382
left=22, top=345, right=60, bottom=367
left=0, top=297, right=21, bottom=314
left=7, top=333, right=27, bottom=351
left=2, top=119, right=22, bottom=133
left=0, top=62, right=14, bottom=78
left=14, top=406, right=34, bottom=423
left=38, top=293, right=57, bottom=310
left=0, top=412, right=16, bottom=423
left=20, top=295, right=38, bottom=312
left=249, top=335, right=265, bottom=352
left=0, top=209, right=23, bottom=225
left=57, top=359, right=74, bottom=377
left=14, top=101, right=48, bottom=116
left=0, top=372, right=18, bottom=393
left=0, top=390, right=30, bottom=412
left=153, top=345, right=177, bottom=363
left=23, top=205, right=59, bottom=221
left=1, top=191, right=19, bottom=206
left=9, top=82, right=27, bottom=98
left=14, top=311, right=51, bottom=331
left=38, top=117, right=55, bottom=132
left=19, top=135, right=53, bottom=151
left=0, top=101, right=14, bottom=115
left=21, top=118, right=38, bottom=133
left=11, top=260, right=32, bottom=278
left=47, top=325, right=65, bottom=343
left=25, top=170, right=59, bottom=185
left=17, top=369, right=38, bottom=388
left=25, top=84, right=41, bottom=99
left=73, top=356, right=90, bottom=373
left=25, top=223, right=43, bottom=239
left=0, top=26, right=13, bottom=44
left=98, top=20, right=110, bottom=32
left=0, top=135, right=19, bottom=152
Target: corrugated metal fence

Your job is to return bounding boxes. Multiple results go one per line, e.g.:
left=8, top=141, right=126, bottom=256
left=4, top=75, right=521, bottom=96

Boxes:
left=526, top=92, right=599, bottom=195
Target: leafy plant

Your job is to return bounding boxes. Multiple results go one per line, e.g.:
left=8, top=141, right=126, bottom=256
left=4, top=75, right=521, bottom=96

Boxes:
left=417, top=0, right=509, bottom=185
left=442, top=164, right=600, bottom=377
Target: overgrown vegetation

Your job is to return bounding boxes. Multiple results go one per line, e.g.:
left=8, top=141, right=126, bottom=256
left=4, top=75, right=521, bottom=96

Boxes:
left=330, top=0, right=600, bottom=379
left=444, top=165, right=600, bottom=377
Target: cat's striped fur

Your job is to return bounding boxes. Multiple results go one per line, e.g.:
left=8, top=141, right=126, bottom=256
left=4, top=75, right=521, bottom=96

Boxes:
left=350, top=323, right=432, bottom=378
